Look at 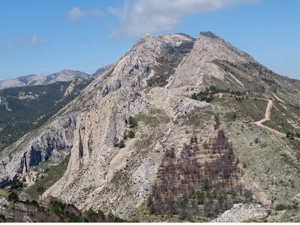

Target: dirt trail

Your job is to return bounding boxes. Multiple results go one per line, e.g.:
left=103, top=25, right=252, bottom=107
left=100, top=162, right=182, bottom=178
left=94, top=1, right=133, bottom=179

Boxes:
left=255, top=100, right=273, bottom=125
left=253, top=99, right=300, bottom=141
left=215, top=92, right=299, bottom=141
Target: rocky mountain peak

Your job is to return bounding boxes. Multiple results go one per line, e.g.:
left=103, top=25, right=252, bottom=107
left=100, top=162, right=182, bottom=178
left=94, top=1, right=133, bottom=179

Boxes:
left=199, top=31, right=220, bottom=39
left=2, top=30, right=300, bottom=222
left=170, top=31, right=257, bottom=89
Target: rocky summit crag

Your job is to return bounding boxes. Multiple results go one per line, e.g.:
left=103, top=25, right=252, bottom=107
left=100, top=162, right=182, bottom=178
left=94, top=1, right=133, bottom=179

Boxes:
left=1, top=31, right=300, bottom=222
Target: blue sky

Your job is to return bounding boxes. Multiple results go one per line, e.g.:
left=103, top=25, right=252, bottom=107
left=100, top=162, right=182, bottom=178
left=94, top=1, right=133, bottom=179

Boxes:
left=0, top=0, right=299, bottom=80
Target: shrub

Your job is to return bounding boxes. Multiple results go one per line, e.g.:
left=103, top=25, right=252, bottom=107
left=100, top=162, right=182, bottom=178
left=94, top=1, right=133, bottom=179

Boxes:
left=9, top=177, right=23, bottom=190
left=118, top=140, right=125, bottom=148
left=51, top=205, right=61, bottom=215
left=275, top=203, right=287, bottom=211
left=0, top=214, right=6, bottom=222
left=37, top=185, right=45, bottom=193
left=128, top=116, right=138, bottom=128
left=8, top=191, right=19, bottom=202
left=128, top=130, right=135, bottom=138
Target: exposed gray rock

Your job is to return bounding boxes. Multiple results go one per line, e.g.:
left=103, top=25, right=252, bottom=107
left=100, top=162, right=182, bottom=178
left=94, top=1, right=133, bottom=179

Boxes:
left=0, top=113, right=77, bottom=182
left=211, top=204, right=270, bottom=223
left=2, top=31, right=297, bottom=221
left=170, top=31, right=256, bottom=90
left=41, top=32, right=244, bottom=218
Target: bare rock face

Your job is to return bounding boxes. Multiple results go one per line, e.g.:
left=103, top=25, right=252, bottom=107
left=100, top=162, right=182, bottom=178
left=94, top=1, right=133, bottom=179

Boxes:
left=170, top=31, right=256, bottom=90
left=211, top=204, right=270, bottom=222
left=42, top=32, right=256, bottom=218
left=1, top=31, right=270, bottom=219
left=0, top=79, right=25, bottom=90
left=0, top=113, right=77, bottom=186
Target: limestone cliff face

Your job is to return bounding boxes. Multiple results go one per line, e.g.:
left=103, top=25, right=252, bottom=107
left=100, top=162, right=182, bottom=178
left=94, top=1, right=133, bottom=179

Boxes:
left=0, top=113, right=77, bottom=186
left=170, top=31, right=256, bottom=89
left=42, top=32, right=257, bottom=217
left=211, top=204, right=270, bottom=222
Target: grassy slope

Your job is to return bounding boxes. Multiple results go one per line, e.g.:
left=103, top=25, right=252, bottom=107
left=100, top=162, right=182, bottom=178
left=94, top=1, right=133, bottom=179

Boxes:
left=25, top=149, right=70, bottom=199
left=213, top=95, right=300, bottom=222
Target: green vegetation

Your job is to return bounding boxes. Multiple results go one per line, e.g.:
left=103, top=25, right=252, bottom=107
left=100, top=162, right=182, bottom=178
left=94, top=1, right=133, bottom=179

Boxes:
left=114, top=115, right=140, bottom=148
left=0, top=196, right=129, bottom=222
left=49, top=200, right=128, bottom=222
left=216, top=105, right=300, bottom=219
left=215, top=96, right=267, bottom=122
left=7, top=191, right=19, bottom=202
left=147, top=75, right=169, bottom=87
left=191, top=85, right=243, bottom=103
left=0, top=79, right=93, bottom=151
left=8, top=177, right=23, bottom=190
left=134, top=112, right=157, bottom=126
left=128, top=116, right=138, bottom=128
left=264, top=102, right=300, bottom=136
left=275, top=203, right=287, bottom=211
left=25, top=157, right=69, bottom=199
left=261, top=77, right=277, bottom=85
left=0, top=214, right=6, bottom=222
left=146, top=126, right=253, bottom=222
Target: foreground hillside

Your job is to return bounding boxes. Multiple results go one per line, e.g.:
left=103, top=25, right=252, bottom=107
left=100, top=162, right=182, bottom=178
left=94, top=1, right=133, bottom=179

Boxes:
left=0, top=31, right=300, bottom=222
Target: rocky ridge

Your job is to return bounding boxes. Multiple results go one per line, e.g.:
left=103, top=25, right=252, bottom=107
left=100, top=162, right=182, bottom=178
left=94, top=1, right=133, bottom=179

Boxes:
left=41, top=32, right=257, bottom=217
left=0, top=70, right=90, bottom=90
left=1, top=31, right=300, bottom=222
left=211, top=204, right=270, bottom=222
left=0, top=113, right=77, bottom=186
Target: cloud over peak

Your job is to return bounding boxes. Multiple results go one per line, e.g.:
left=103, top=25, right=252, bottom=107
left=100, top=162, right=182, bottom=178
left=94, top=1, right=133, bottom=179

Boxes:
left=67, top=7, right=104, bottom=23
left=110, top=0, right=257, bottom=38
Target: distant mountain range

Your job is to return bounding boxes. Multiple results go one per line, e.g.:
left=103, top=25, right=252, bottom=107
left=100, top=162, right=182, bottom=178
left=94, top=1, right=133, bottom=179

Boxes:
left=0, top=66, right=112, bottom=90
left=0, top=70, right=90, bottom=90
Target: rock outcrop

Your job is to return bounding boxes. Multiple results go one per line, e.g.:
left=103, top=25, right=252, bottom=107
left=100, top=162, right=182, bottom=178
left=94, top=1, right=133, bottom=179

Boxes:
left=170, top=31, right=256, bottom=90
left=211, top=204, right=270, bottom=222
left=0, top=113, right=77, bottom=185
left=3, top=31, right=300, bottom=222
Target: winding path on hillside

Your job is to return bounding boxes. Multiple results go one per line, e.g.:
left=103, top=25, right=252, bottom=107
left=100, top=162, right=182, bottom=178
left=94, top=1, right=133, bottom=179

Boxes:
left=252, top=99, right=300, bottom=141
left=216, top=92, right=299, bottom=141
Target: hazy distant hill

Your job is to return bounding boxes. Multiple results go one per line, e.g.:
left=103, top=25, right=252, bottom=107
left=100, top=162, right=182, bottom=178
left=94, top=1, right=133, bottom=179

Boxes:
left=0, top=70, right=91, bottom=90
left=0, top=78, right=93, bottom=152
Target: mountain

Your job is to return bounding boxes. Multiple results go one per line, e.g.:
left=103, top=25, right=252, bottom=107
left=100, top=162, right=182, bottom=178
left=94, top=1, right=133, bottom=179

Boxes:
left=0, top=78, right=95, bottom=152
left=1, top=31, right=300, bottom=222
left=93, top=64, right=113, bottom=76
left=0, top=70, right=90, bottom=90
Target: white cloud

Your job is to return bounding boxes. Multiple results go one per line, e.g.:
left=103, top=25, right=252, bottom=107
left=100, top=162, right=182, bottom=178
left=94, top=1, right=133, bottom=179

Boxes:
left=67, top=7, right=104, bottom=23
left=110, top=0, right=258, bottom=38
left=15, top=35, right=47, bottom=46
